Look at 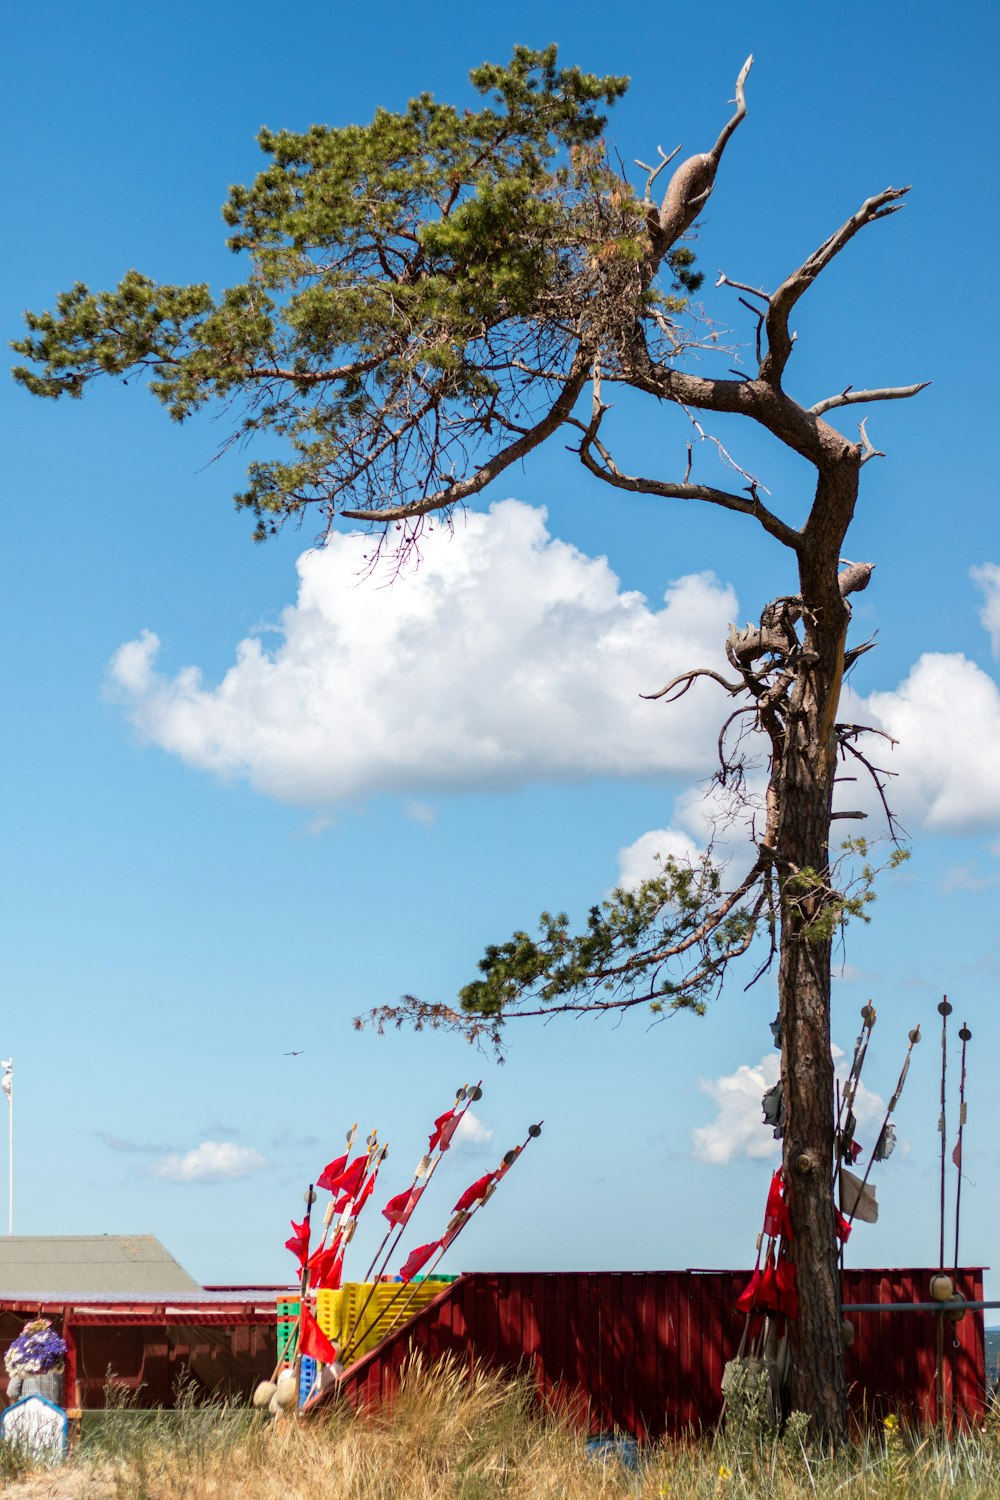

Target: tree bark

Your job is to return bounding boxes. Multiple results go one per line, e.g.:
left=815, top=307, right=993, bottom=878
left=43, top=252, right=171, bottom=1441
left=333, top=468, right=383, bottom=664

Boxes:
left=776, top=458, right=860, bottom=1435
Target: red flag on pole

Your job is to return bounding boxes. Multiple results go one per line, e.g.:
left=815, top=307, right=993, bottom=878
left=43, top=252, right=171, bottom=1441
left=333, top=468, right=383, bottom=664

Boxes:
left=399, top=1240, right=440, bottom=1283
left=382, top=1185, right=423, bottom=1227
left=452, top=1173, right=495, bottom=1214
left=307, top=1229, right=344, bottom=1288
left=299, top=1305, right=338, bottom=1365
left=312, top=1245, right=344, bottom=1291
left=330, top=1155, right=368, bottom=1208
left=350, top=1174, right=375, bottom=1217
left=317, top=1153, right=349, bottom=1192
left=428, top=1110, right=459, bottom=1153
left=284, top=1218, right=310, bottom=1266
left=762, top=1171, right=791, bottom=1241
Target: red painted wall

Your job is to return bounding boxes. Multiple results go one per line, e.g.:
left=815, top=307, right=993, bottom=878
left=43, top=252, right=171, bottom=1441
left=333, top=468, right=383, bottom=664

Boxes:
left=330, top=1268, right=985, bottom=1435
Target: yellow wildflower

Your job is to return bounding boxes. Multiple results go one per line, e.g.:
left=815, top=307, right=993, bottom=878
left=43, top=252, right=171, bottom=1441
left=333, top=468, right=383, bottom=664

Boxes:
left=883, top=1413, right=898, bottom=1433
left=718, top=1464, right=733, bottom=1479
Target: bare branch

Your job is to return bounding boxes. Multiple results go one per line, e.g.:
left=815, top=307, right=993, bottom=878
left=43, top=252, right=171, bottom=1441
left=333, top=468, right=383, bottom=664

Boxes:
left=635, top=143, right=682, bottom=204
left=652, top=57, right=752, bottom=255
left=836, top=728, right=907, bottom=846
left=642, top=667, right=744, bottom=702
left=572, top=403, right=801, bottom=550
left=715, top=271, right=771, bottom=303
left=340, top=349, right=591, bottom=522
left=857, top=418, right=885, bottom=466
left=810, top=381, right=930, bottom=416
left=760, top=186, right=910, bottom=386
left=710, top=55, right=754, bottom=162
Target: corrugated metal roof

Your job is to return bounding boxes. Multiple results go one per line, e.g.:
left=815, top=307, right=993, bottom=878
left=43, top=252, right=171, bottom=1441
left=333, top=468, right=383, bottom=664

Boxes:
left=0, top=1236, right=200, bottom=1294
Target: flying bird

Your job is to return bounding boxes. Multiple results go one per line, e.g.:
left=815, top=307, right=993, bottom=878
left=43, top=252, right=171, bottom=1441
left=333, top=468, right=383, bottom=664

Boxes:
left=283, top=1049, right=306, bottom=1057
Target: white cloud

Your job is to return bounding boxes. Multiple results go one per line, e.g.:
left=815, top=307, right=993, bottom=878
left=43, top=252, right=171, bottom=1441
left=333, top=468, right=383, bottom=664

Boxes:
left=692, top=1053, right=782, bottom=1165
left=972, top=563, right=1000, bottom=657
left=452, top=1109, right=493, bottom=1149
left=692, top=1048, right=885, bottom=1166
left=858, top=652, right=1000, bottom=830
left=107, top=500, right=736, bottom=806
left=616, top=827, right=702, bottom=889
left=151, top=1140, right=267, bottom=1184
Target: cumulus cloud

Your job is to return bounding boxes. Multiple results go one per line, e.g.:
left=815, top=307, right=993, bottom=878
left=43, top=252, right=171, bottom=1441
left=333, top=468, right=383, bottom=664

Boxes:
left=107, top=500, right=736, bottom=805
left=836, top=563, right=1000, bottom=833
left=453, top=1109, right=493, bottom=1149
left=692, top=1048, right=885, bottom=1166
left=616, top=827, right=702, bottom=889
left=150, top=1140, right=267, bottom=1184
left=859, top=652, right=1000, bottom=830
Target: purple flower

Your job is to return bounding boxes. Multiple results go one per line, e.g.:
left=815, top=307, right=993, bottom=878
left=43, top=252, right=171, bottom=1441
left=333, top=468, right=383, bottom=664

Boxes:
left=5, top=1324, right=67, bottom=1376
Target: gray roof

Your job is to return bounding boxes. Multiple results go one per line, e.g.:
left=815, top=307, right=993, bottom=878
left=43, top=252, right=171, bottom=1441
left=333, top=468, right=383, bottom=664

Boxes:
left=0, top=1236, right=201, bottom=1295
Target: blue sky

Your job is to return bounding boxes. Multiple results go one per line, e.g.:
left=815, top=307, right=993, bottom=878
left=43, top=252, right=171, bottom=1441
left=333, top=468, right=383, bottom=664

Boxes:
left=3, top=1, right=1000, bottom=1299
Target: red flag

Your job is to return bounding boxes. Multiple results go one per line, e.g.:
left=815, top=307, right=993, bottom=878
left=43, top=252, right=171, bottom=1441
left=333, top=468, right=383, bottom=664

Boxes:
left=332, top=1155, right=368, bottom=1201
left=834, top=1209, right=852, bottom=1245
left=382, top=1185, right=423, bottom=1227
left=284, top=1218, right=310, bottom=1266
left=299, top=1305, right=338, bottom=1365
left=350, top=1173, right=375, bottom=1217
left=429, top=1110, right=459, bottom=1153
left=453, top=1173, right=495, bottom=1214
left=762, top=1171, right=791, bottom=1241
left=311, top=1245, right=344, bottom=1291
left=399, top=1240, right=440, bottom=1283
left=307, top=1227, right=342, bottom=1273
left=317, top=1153, right=349, bottom=1192
left=736, top=1264, right=763, bottom=1315
left=774, top=1256, right=798, bottom=1319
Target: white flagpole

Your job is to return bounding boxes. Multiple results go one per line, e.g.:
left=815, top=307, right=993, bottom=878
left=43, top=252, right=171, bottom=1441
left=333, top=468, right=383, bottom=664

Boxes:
left=1, top=1060, right=12, bottom=1236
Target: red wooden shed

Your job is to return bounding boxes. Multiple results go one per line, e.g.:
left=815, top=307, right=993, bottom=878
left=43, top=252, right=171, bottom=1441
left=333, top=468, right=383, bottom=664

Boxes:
left=316, top=1267, right=986, bottom=1434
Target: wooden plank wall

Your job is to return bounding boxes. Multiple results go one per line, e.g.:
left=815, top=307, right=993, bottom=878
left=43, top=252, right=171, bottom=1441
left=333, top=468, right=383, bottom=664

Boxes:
left=333, top=1268, right=985, bottom=1435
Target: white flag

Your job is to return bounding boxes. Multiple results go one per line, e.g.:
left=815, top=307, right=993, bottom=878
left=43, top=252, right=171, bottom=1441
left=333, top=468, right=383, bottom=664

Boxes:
left=1, top=1060, right=12, bottom=1103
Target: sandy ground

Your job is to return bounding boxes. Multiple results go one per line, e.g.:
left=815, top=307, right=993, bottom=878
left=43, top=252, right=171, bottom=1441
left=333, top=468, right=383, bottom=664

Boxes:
left=2, top=1467, right=112, bottom=1499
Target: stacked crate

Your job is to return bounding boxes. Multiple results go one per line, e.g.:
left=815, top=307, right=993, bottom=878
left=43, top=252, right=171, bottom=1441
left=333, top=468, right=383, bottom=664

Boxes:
left=317, top=1279, right=453, bottom=1362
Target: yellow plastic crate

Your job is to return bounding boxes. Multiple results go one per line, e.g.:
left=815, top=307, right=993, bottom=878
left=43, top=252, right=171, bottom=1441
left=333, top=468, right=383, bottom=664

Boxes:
left=318, top=1280, right=450, bottom=1362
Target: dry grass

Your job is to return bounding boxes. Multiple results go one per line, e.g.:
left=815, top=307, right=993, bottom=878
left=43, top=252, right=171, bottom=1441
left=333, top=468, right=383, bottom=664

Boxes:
left=3, top=1359, right=1000, bottom=1499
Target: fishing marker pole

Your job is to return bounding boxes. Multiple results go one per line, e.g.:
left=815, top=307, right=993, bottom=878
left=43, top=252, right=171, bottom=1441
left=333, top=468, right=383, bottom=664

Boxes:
left=347, top=1083, right=482, bottom=1351
left=340, top=1122, right=542, bottom=1366
left=938, top=998, right=952, bottom=1270
left=844, top=1025, right=920, bottom=1229
left=953, top=1023, right=971, bottom=1277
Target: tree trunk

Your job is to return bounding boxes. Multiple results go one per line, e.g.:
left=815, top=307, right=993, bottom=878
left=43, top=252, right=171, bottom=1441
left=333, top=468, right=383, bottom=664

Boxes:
left=777, top=462, right=859, bottom=1438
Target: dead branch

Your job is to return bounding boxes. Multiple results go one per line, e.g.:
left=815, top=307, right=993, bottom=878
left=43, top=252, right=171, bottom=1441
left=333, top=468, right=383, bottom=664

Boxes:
left=652, top=57, right=752, bottom=255
left=715, top=271, right=771, bottom=303
left=635, top=143, right=682, bottom=204
left=571, top=403, right=801, bottom=550
left=710, top=55, right=754, bottom=163
left=810, top=381, right=930, bottom=416
left=759, top=186, right=910, bottom=386
left=836, top=730, right=906, bottom=845
left=857, top=419, right=885, bottom=466
left=642, top=667, right=744, bottom=702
